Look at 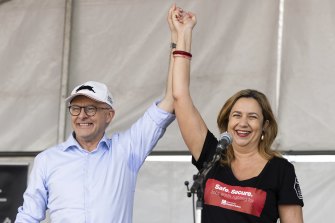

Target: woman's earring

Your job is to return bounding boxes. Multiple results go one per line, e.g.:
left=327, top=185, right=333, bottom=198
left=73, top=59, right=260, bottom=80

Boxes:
left=261, top=133, right=264, bottom=141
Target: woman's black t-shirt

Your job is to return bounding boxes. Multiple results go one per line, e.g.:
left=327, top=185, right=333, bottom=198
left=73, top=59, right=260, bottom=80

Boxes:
left=192, top=130, right=304, bottom=223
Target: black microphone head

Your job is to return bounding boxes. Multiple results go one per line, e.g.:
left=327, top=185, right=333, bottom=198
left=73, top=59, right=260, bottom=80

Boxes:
left=219, top=132, right=233, bottom=145
left=216, top=132, right=233, bottom=153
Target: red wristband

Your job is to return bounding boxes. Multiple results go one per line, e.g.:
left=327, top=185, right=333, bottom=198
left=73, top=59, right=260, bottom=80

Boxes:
left=172, top=50, right=192, bottom=58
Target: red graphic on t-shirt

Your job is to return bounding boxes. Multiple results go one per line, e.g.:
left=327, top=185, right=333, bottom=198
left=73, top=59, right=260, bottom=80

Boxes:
left=204, top=179, right=266, bottom=217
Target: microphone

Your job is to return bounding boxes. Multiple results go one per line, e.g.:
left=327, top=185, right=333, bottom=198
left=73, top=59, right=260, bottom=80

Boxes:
left=216, top=132, right=233, bottom=154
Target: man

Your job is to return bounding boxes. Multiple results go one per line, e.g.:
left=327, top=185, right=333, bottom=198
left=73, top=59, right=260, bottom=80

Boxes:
left=16, top=4, right=181, bottom=221
left=15, top=78, right=174, bottom=222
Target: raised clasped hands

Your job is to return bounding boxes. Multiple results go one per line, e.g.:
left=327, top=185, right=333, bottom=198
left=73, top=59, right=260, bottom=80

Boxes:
left=168, top=3, right=197, bottom=35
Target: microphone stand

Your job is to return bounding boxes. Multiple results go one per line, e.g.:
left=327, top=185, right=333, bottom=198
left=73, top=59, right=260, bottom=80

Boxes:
left=185, top=152, right=221, bottom=223
left=185, top=132, right=232, bottom=223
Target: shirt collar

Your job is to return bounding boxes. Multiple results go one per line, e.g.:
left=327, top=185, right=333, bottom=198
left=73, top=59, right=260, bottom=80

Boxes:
left=61, top=132, right=110, bottom=152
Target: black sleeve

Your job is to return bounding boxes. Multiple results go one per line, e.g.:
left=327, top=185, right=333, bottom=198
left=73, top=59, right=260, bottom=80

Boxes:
left=192, top=130, right=218, bottom=170
left=278, top=160, right=304, bottom=207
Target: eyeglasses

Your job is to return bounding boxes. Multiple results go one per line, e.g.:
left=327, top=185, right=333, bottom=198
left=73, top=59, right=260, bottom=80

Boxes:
left=68, top=105, right=111, bottom=117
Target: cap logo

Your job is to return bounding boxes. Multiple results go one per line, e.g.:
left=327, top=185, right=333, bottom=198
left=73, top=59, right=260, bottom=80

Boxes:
left=76, top=85, right=96, bottom=93
left=107, top=96, right=113, bottom=105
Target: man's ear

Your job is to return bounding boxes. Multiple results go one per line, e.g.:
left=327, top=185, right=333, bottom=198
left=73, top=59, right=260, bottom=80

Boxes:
left=106, top=109, right=115, bottom=124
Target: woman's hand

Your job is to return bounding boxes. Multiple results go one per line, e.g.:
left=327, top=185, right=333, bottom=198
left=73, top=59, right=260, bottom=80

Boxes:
left=171, top=6, right=197, bottom=34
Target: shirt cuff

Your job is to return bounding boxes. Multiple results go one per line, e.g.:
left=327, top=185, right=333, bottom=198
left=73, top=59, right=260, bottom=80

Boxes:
left=147, top=99, right=175, bottom=128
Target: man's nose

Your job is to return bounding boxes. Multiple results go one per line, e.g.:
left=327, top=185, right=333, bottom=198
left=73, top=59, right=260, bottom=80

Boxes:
left=78, top=107, right=88, bottom=117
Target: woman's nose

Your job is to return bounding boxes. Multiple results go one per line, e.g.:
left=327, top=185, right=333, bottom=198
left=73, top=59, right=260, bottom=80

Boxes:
left=238, top=116, right=248, bottom=126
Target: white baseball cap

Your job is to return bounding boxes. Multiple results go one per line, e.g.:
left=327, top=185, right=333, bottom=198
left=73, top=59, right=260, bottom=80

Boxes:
left=65, top=81, right=114, bottom=108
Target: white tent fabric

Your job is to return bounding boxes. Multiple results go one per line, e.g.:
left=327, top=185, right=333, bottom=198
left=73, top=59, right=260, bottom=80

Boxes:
left=1, top=0, right=334, bottom=152
left=1, top=0, right=335, bottom=222
left=1, top=0, right=65, bottom=151
left=279, top=0, right=335, bottom=151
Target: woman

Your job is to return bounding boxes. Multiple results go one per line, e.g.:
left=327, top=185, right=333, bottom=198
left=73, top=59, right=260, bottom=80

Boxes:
left=169, top=5, right=304, bottom=223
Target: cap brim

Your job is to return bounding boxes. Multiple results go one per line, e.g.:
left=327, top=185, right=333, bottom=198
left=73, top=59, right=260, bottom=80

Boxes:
left=65, top=93, right=112, bottom=108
